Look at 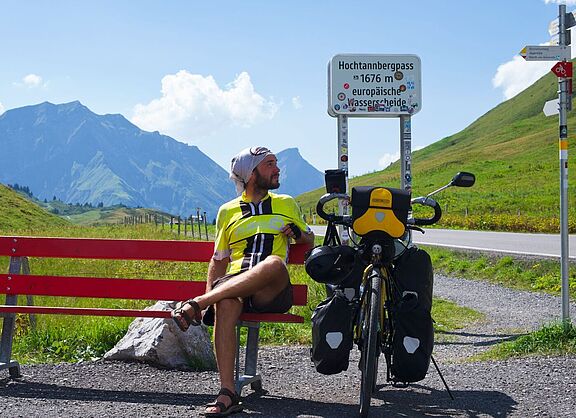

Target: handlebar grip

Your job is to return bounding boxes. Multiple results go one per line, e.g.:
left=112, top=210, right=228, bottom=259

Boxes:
left=316, top=193, right=349, bottom=223
left=411, top=196, right=442, bottom=226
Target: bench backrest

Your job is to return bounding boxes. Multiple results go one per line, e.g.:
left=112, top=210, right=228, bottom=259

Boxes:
left=0, top=236, right=309, bottom=306
left=0, top=236, right=308, bottom=263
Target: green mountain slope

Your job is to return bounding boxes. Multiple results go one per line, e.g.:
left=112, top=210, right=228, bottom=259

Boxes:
left=297, top=68, right=575, bottom=232
left=0, top=184, right=70, bottom=232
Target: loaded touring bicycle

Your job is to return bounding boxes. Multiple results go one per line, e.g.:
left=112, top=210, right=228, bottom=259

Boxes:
left=306, top=170, right=475, bottom=417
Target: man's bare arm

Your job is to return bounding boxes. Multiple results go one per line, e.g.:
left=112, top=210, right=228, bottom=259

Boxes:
left=280, top=223, right=315, bottom=248
left=205, top=258, right=229, bottom=293
left=296, top=230, right=314, bottom=248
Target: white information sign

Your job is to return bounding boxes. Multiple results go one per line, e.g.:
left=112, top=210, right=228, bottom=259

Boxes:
left=543, top=98, right=560, bottom=117
left=328, top=54, right=421, bottom=117
left=520, top=45, right=570, bottom=61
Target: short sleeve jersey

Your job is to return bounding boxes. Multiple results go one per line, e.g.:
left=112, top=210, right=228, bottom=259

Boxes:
left=213, top=191, right=311, bottom=274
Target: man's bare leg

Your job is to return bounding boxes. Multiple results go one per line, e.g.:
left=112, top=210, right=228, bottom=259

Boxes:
left=205, top=297, right=243, bottom=415
left=176, top=255, right=290, bottom=321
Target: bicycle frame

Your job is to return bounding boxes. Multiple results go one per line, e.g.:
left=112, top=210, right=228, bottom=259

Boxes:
left=354, top=241, right=400, bottom=417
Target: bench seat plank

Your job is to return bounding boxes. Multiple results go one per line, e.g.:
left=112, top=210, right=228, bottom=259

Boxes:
left=0, top=274, right=307, bottom=304
left=0, top=305, right=305, bottom=323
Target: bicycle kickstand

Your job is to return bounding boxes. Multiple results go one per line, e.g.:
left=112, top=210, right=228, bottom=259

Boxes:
left=430, top=355, right=455, bottom=400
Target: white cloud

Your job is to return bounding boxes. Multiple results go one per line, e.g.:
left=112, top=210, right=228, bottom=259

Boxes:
left=492, top=56, right=551, bottom=100
left=292, top=96, right=302, bottom=109
left=378, top=151, right=400, bottom=168
left=23, top=73, right=43, bottom=88
left=131, top=70, right=278, bottom=142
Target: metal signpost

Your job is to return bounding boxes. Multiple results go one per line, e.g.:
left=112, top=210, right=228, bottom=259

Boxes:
left=529, top=4, right=574, bottom=324
left=337, top=114, right=350, bottom=242
left=328, top=53, right=422, bottom=197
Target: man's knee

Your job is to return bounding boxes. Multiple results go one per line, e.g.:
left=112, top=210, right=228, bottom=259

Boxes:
left=263, top=255, right=287, bottom=272
left=215, top=297, right=243, bottom=316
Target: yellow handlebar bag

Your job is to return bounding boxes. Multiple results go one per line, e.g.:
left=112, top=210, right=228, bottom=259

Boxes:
left=351, top=186, right=411, bottom=239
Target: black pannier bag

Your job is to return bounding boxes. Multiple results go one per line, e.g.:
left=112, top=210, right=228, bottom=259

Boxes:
left=310, top=290, right=357, bottom=375
left=389, top=246, right=434, bottom=383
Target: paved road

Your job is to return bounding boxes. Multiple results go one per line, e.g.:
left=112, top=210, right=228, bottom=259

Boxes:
left=309, top=226, right=576, bottom=259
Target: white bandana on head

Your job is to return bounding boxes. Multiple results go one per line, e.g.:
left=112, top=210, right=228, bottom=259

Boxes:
left=230, top=146, right=273, bottom=195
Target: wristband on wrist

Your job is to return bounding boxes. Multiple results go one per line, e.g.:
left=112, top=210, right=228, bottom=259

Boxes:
left=288, top=223, right=302, bottom=239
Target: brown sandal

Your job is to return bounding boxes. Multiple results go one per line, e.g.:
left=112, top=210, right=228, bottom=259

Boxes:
left=203, top=387, right=243, bottom=417
left=171, top=299, right=202, bottom=331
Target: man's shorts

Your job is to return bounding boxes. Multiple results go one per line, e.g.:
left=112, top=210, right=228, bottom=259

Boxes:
left=201, top=270, right=293, bottom=326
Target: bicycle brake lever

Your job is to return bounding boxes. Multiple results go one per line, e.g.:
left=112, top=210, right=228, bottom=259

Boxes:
left=408, top=225, right=425, bottom=234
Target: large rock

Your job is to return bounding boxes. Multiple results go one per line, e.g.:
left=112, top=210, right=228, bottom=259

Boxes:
left=104, top=301, right=216, bottom=370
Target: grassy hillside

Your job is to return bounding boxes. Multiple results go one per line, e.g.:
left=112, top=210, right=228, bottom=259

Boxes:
left=63, top=206, right=174, bottom=226
left=0, top=184, right=70, bottom=233
left=7, top=185, right=175, bottom=227
left=297, top=66, right=576, bottom=232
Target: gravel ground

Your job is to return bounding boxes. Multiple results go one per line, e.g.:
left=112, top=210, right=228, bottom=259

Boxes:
left=1, top=274, right=575, bottom=417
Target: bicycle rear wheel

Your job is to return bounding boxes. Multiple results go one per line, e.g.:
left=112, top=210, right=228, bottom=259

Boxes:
left=359, top=272, right=381, bottom=418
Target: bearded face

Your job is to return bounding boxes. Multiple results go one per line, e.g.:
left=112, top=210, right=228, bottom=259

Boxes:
left=254, top=165, right=280, bottom=190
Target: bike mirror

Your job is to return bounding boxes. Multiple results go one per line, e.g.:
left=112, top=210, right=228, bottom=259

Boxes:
left=450, top=172, right=475, bottom=187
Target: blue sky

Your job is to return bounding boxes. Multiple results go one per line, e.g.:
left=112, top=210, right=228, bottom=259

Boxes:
left=0, top=0, right=573, bottom=177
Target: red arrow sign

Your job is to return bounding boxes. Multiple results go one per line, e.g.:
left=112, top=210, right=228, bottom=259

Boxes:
left=551, top=61, right=573, bottom=78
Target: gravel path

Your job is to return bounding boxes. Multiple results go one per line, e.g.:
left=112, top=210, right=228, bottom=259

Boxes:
left=1, top=274, right=575, bottom=417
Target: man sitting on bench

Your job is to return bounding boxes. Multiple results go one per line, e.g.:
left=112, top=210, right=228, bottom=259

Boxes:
left=171, top=146, right=314, bottom=417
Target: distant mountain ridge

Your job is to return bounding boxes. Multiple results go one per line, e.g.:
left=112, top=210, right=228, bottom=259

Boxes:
left=276, top=148, right=323, bottom=197
left=0, top=101, right=323, bottom=218
left=0, top=101, right=235, bottom=218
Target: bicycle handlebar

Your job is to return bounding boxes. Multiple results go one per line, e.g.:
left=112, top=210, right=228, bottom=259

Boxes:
left=409, top=196, right=442, bottom=226
left=316, top=193, right=442, bottom=228
left=316, top=193, right=352, bottom=225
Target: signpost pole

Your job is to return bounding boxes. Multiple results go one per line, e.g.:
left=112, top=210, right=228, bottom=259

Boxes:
left=400, top=115, right=412, bottom=191
left=337, top=115, right=349, bottom=243
left=558, top=4, right=571, bottom=324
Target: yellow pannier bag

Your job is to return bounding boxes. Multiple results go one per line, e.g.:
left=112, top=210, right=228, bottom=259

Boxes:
left=351, top=186, right=411, bottom=239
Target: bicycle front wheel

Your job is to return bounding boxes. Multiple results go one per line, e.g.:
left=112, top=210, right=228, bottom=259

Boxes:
left=359, top=272, right=381, bottom=417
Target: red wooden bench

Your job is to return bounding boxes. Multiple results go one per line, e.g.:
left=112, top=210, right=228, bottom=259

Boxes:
left=0, top=236, right=308, bottom=394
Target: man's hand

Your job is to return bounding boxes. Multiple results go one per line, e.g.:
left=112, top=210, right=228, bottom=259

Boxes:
left=281, top=222, right=314, bottom=247
left=280, top=222, right=301, bottom=240
left=281, top=222, right=301, bottom=240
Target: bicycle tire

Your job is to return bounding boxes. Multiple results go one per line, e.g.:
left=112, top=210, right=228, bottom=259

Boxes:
left=359, top=271, right=381, bottom=418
